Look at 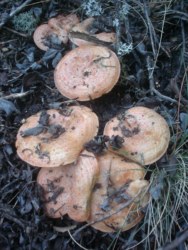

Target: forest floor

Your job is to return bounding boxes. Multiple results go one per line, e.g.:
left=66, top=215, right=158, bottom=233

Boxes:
left=0, top=0, right=188, bottom=249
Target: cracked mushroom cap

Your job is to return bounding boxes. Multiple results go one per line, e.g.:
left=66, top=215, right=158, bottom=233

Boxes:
left=37, top=150, right=99, bottom=221
left=16, top=106, right=99, bottom=168
left=69, top=17, right=116, bottom=47
left=104, top=106, right=170, bottom=165
left=88, top=152, right=150, bottom=232
left=54, top=45, right=120, bottom=101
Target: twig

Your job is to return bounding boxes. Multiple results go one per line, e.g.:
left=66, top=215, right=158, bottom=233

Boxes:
left=158, top=228, right=188, bottom=250
left=143, top=1, right=157, bottom=58
left=3, top=26, right=29, bottom=38
left=146, top=56, right=178, bottom=104
left=152, top=88, right=178, bottom=104
left=145, top=2, right=172, bottom=96
left=173, top=66, right=188, bottom=150
left=0, top=0, right=33, bottom=29
left=0, top=91, right=33, bottom=100
left=149, top=3, right=168, bottom=80
left=143, top=2, right=170, bottom=60
left=159, top=9, right=188, bottom=21
left=73, top=189, right=146, bottom=237
left=123, top=2, right=133, bottom=45
left=68, top=231, right=90, bottom=250
left=0, top=39, right=18, bottom=45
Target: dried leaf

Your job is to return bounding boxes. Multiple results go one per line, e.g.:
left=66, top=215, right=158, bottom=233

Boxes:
left=42, top=49, right=58, bottom=61
left=0, top=99, right=19, bottom=115
left=52, top=52, right=62, bottom=68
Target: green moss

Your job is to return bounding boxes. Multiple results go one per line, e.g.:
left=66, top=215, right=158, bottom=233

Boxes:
left=12, top=10, right=39, bottom=34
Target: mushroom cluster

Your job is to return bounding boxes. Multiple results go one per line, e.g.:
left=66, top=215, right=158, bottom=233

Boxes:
left=15, top=12, right=171, bottom=234
left=16, top=105, right=151, bottom=232
left=33, top=14, right=120, bottom=101
left=37, top=151, right=150, bottom=232
left=33, top=14, right=116, bottom=51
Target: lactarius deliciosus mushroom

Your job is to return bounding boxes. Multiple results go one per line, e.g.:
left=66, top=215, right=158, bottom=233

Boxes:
left=88, top=152, right=150, bottom=232
left=16, top=106, right=99, bottom=167
left=33, top=13, right=79, bottom=51
left=69, top=17, right=116, bottom=47
left=104, top=106, right=170, bottom=165
left=37, top=151, right=99, bottom=221
left=54, top=45, right=120, bottom=101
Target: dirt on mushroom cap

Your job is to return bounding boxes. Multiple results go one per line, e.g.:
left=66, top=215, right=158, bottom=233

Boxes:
left=16, top=106, right=99, bottom=168
left=88, top=152, right=150, bottom=232
left=54, top=45, right=121, bottom=101
left=104, top=106, right=170, bottom=165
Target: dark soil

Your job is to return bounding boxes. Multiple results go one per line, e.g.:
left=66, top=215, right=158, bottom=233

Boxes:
left=0, top=0, right=188, bottom=249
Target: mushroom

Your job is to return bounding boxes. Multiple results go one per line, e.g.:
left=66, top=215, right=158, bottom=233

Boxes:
left=69, top=17, right=116, bottom=47
left=37, top=150, right=99, bottom=221
left=54, top=45, right=120, bottom=101
left=16, top=106, right=99, bottom=168
left=88, top=152, right=150, bottom=232
left=33, top=13, right=79, bottom=51
left=33, top=24, right=58, bottom=51
left=104, top=106, right=170, bottom=165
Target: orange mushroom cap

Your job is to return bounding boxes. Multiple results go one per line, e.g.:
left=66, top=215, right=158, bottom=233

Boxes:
left=104, top=106, right=170, bottom=165
left=16, top=106, right=99, bottom=168
left=54, top=45, right=120, bottom=101
left=37, top=150, right=99, bottom=221
left=88, top=152, right=150, bottom=232
left=33, top=24, right=55, bottom=51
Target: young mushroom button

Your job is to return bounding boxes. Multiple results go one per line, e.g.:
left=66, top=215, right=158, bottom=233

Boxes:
left=16, top=106, right=99, bottom=168
left=104, top=106, right=170, bottom=165
left=54, top=45, right=121, bottom=101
